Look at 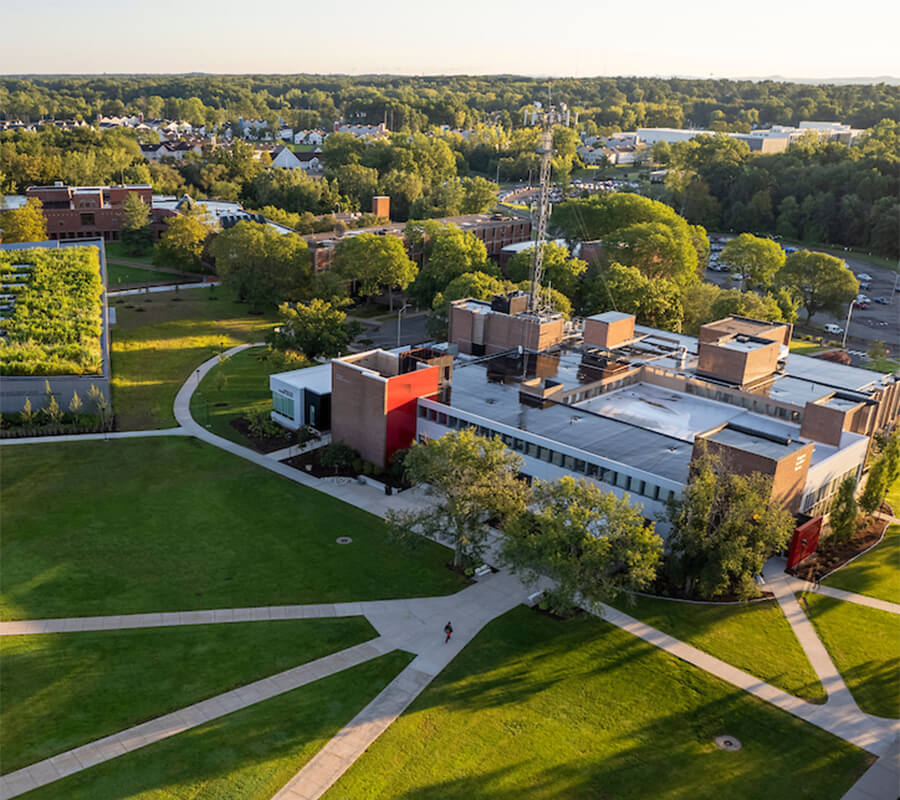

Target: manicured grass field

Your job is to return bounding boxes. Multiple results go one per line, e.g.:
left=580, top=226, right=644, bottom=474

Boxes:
left=0, top=617, right=375, bottom=773
left=0, top=438, right=465, bottom=621
left=190, top=346, right=303, bottom=445
left=105, top=241, right=157, bottom=266
left=823, top=525, right=900, bottom=604
left=802, top=593, right=900, bottom=719
left=888, top=476, right=900, bottom=515
left=607, top=594, right=825, bottom=702
left=23, top=651, right=413, bottom=800
left=110, top=288, right=277, bottom=430
left=107, top=263, right=181, bottom=286
left=324, top=607, right=870, bottom=800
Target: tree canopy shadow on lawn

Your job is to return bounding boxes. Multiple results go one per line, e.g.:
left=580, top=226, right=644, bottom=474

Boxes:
left=324, top=609, right=870, bottom=800
left=19, top=651, right=413, bottom=800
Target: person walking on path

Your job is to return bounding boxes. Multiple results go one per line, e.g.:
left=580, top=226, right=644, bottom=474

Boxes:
left=444, top=621, right=453, bottom=643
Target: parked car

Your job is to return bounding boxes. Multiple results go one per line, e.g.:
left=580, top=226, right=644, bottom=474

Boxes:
left=824, top=323, right=844, bottom=335
left=853, top=301, right=870, bottom=310
left=874, top=296, right=890, bottom=304
left=857, top=294, right=871, bottom=304
left=856, top=272, right=873, bottom=282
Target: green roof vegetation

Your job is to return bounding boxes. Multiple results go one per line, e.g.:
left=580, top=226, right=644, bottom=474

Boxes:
left=0, top=247, right=104, bottom=376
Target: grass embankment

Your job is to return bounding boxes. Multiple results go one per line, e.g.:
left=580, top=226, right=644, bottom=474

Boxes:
left=607, top=594, right=825, bottom=702
left=802, top=593, right=900, bottom=719
left=110, top=287, right=277, bottom=430
left=823, top=525, right=900, bottom=604
left=22, top=651, right=413, bottom=800
left=190, top=346, right=301, bottom=445
left=325, top=606, right=871, bottom=800
left=0, top=617, right=376, bottom=773
left=0, top=438, right=465, bottom=621
left=789, top=340, right=826, bottom=356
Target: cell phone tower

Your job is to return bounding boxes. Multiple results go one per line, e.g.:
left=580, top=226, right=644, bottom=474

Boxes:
left=527, top=85, right=569, bottom=314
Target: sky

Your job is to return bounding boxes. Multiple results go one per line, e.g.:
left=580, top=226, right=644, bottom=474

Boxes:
left=1, top=0, right=898, bottom=79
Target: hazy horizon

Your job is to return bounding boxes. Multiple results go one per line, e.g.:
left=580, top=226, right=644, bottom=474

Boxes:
left=1, top=0, right=898, bottom=79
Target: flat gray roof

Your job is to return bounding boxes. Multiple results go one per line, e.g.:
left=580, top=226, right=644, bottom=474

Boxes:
left=706, top=425, right=807, bottom=461
left=588, top=311, right=634, bottom=323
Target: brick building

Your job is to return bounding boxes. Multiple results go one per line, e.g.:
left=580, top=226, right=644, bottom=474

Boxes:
left=25, top=184, right=176, bottom=242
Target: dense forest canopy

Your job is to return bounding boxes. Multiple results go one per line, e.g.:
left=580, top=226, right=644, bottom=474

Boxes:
left=2, top=74, right=899, bottom=132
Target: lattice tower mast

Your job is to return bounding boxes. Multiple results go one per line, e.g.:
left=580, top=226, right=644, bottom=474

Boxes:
left=527, top=88, right=568, bottom=314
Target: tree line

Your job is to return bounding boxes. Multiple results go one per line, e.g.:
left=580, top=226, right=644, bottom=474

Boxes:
left=3, top=74, right=898, bottom=132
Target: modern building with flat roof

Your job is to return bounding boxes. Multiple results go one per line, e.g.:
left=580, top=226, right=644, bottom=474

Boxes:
left=270, top=301, right=898, bottom=527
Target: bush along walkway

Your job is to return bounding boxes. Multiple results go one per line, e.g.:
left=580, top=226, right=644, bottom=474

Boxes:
left=2, top=346, right=899, bottom=799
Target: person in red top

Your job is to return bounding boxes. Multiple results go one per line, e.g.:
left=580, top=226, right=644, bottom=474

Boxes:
left=443, top=621, right=453, bottom=643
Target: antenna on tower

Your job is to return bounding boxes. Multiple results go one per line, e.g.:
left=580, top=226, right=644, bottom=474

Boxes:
left=527, top=82, right=569, bottom=315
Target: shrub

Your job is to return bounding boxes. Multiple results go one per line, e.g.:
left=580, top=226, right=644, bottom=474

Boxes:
left=245, top=409, right=283, bottom=438
left=320, top=442, right=359, bottom=473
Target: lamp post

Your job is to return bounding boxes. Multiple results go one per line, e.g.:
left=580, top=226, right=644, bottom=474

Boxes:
left=396, top=302, right=411, bottom=348
left=841, top=301, right=854, bottom=351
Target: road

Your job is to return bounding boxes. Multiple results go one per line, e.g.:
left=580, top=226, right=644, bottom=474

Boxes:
left=350, top=310, right=431, bottom=350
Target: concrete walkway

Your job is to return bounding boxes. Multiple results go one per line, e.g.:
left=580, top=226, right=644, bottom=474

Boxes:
left=810, top=584, right=900, bottom=615
left=108, top=280, right=220, bottom=297
left=0, top=428, right=188, bottom=446
left=0, top=638, right=394, bottom=800
left=841, top=735, right=900, bottom=800
left=0, top=572, right=537, bottom=800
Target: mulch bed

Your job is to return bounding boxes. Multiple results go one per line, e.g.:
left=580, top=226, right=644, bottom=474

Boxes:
left=283, top=448, right=357, bottom=479
left=228, top=417, right=294, bottom=454
left=789, top=514, right=890, bottom=582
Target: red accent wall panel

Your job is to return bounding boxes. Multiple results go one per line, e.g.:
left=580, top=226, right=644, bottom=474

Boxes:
left=787, top=516, right=822, bottom=569
left=384, top=366, right=439, bottom=462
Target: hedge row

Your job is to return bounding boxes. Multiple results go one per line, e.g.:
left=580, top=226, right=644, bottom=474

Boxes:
left=0, top=247, right=103, bottom=376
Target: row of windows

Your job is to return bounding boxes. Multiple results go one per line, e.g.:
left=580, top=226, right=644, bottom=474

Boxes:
left=802, top=465, right=859, bottom=514
left=272, top=392, right=294, bottom=420
left=419, top=404, right=674, bottom=503
left=684, top=382, right=801, bottom=422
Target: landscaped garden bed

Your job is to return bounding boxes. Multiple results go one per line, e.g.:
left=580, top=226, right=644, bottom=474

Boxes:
left=790, top=513, right=890, bottom=582
left=283, top=442, right=411, bottom=490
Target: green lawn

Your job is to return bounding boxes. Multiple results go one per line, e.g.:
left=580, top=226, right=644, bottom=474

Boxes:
left=110, top=287, right=277, bottom=430
left=780, top=238, right=898, bottom=272
left=823, top=525, right=900, bottom=604
left=105, top=241, right=157, bottom=266
left=190, top=346, right=304, bottom=445
left=23, top=651, right=412, bottom=800
left=324, top=607, right=870, bottom=800
left=0, top=617, right=375, bottom=774
left=607, top=594, right=825, bottom=702
left=802, top=593, right=900, bottom=718
left=888, top=475, right=900, bottom=515
left=0, top=438, right=465, bottom=621
left=107, top=263, right=182, bottom=287
left=865, top=357, right=900, bottom=374
left=789, top=339, right=825, bottom=356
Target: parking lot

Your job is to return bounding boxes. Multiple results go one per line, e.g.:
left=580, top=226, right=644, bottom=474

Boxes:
left=705, top=238, right=899, bottom=355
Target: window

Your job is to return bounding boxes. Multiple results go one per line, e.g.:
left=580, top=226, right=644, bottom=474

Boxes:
left=419, top=406, right=428, bottom=419
left=526, top=441, right=540, bottom=458
left=437, top=412, right=447, bottom=425
left=513, top=438, right=525, bottom=451
left=586, top=463, right=599, bottom=478
left=272, top=392, right=293, bottom=419
left=563, top=455, right=575, bottom=471
left=574, top=459, right=586, bottom=473
left=80, top=213, right=95, bottom=226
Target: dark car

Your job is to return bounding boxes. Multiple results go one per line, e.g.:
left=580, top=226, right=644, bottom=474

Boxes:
left=874, top=296, right=890, bottom=304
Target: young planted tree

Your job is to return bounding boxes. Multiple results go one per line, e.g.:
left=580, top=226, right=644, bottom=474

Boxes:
left=502, top=476, right=663, bottom=612
left=859, top=459, right=887, bottom=516
left=665, top=445, right=795, bottom=599
left=829, top=476, right=859, bottom=542
left=395, top=429, right=529, bottom=568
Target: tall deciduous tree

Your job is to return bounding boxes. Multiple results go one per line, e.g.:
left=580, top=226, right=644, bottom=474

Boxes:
left=268, top=299, right=359, bottom=360
left=210, top=221, right=311, bottom=310
left=332, top=233, right=417, bottom=310
left=774, top=250, right=858, bottom=321
left=583, top=262, right=683, bottom=332
left=504, top=241, right=587, bottom=300
left=407, top=223, right=492, bottom=306
left=0, top=198, right=47, bottom=243
left=719, top=233, right=786, bottom=290
left=154, top=214, right=211, bottom=270
left=119, top=192, right=152, bottom=254
left=394, top=429, right=529, bottom=568
left=502, top=476, right=663, bottom=611
left=665, top=445, right=795, bottom=599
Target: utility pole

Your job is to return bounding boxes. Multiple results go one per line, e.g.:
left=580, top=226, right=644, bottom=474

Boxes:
left=841, top=301, right=854, bottom=350
left=527, top=85, right=570, bottom=314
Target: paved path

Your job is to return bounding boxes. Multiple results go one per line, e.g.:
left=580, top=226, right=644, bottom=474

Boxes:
left=0, top=428, right=188, bottom=446
left=0, top=638, right=394, bottom=800
left=0, top=573, right=537, bottom=800
left=108, top=280, right=220, bottom=297
left=841, top=735, right=900, bottom=800
left=810, top=584, right=900, bottom=615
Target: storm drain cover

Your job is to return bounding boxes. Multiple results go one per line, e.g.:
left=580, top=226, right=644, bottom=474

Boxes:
left=715, top=735, right=742, bottom=751
left=336, top=536, right=353, bottom=544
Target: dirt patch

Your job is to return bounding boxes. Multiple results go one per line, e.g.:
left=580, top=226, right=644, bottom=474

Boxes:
left=790, top=514, right=890, bottom=582
left=228, top=417, right=294, bottom=454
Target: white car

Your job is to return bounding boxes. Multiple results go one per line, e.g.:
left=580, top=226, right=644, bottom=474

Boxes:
left=824, top=323, right=844, bottom=335
left=856, top=272, right=873, bottom=282
left=730, top=272, right=743, bottom=280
